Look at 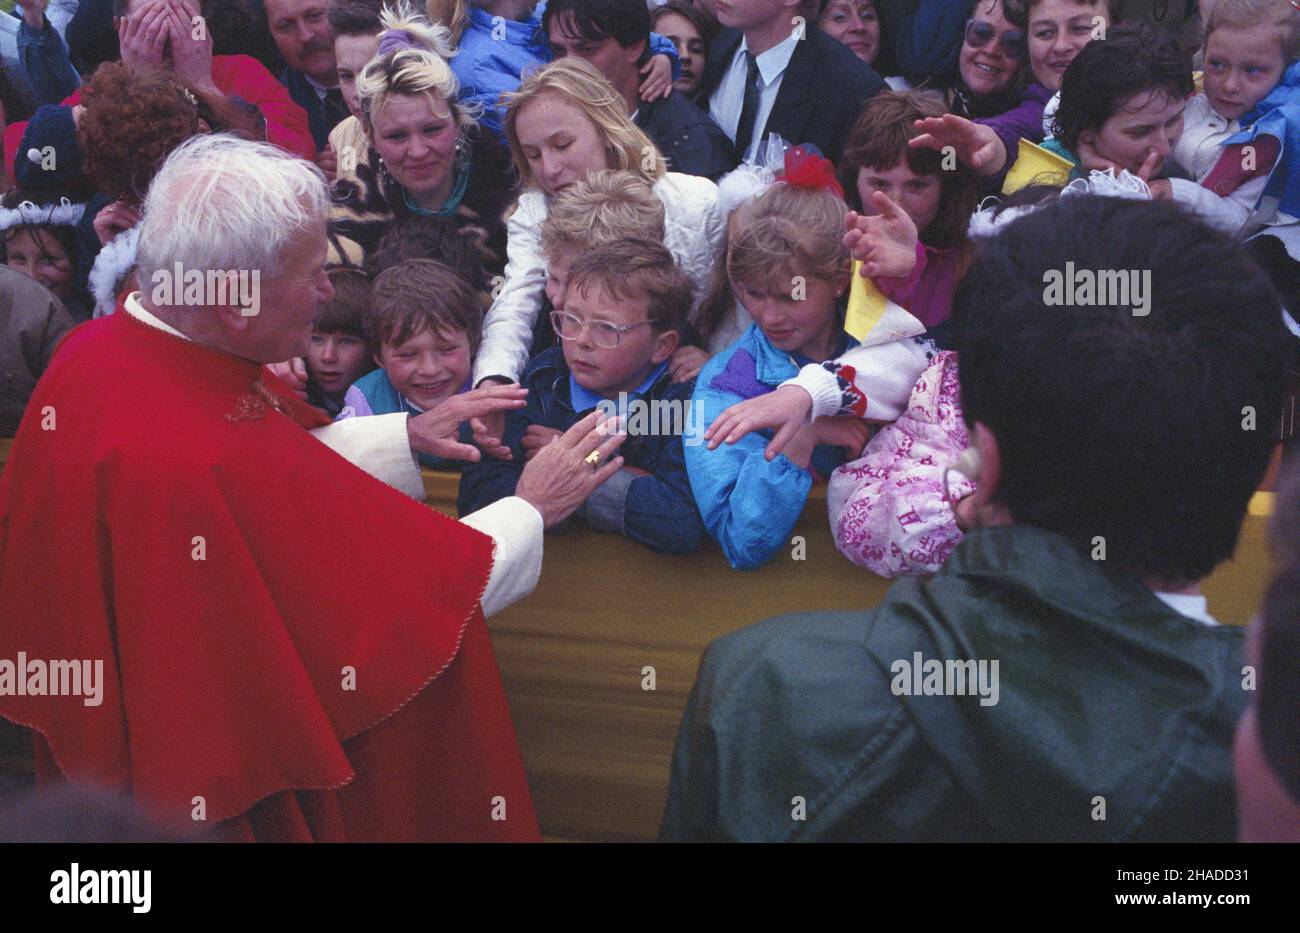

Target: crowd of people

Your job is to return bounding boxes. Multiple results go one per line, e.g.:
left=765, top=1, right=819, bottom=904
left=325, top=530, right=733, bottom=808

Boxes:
left=0, top=0, right=1297, bottom=842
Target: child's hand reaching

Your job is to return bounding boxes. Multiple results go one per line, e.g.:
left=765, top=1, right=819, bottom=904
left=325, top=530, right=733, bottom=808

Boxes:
left=845, top=194, right=919, bottom=279
left=909, top=113, right=1006, bottom=176
left=638, top=54, right=674, bottom=102
left=408, top=384, right=528, bottom=463
left=669, top=345, right=710, bottom=383
left=813, top=415, right=874, bottom=460
left=521, top=424, right=563, bottom=462
left=705, top=385, right=814, bottom=459
left=471, top=376, right=517, bottom=460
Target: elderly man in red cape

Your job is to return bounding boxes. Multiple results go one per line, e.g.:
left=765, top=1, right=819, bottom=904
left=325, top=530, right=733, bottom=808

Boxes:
left=0, top=134, right=628, bottom=842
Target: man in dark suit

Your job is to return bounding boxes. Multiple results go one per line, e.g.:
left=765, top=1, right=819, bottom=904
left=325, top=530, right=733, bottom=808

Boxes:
left=544, top=0, right=737, bottom=182
left=696, top=0, right=886, bottom=165
left=265, top=0, right=350, bottom=156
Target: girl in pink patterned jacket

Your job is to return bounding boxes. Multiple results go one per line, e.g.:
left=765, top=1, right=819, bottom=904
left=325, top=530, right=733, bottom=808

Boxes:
left=827, top=350, right=972, bottom=576
left=709, top=170, right=1154, bottom=577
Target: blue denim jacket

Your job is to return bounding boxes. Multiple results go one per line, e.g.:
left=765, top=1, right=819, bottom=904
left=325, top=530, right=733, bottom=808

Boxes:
left=15, top=12, right=80, bottom=108
left=458, top=346, right=705, bottom=555
left=684, top=323, right=856, bottom=570
left=453, top=3, right=679, bottom=143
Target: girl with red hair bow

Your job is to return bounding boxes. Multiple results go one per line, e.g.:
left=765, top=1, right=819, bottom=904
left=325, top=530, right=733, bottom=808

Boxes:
left=683, top=144, right=936, bottom=570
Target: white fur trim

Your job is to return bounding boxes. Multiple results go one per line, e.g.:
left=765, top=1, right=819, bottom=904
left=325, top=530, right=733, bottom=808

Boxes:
left=0, top=197, right=86, bottom=231
left=88, top=223, right=141, bottom=318
left=967, top=169, right=1152, bottom=239
left=1061, top=168, right=1152, bottom=201
left=716, top=162, right=777, bottom=218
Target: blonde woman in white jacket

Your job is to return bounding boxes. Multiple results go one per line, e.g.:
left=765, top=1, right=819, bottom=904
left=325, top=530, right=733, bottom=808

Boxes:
left=473, top=59, right=725, bottom=417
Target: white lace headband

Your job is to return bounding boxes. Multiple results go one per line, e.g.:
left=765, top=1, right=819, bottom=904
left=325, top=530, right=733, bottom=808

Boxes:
left=967, top=168, right=1152, bottom=239
left=0, top=197, right=87, bottom=232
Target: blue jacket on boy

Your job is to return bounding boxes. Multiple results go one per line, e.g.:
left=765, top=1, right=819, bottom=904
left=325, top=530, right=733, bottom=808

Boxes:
left=685, top=323, right=857, bottom=571
left=458, top=347, right=705, bottom=555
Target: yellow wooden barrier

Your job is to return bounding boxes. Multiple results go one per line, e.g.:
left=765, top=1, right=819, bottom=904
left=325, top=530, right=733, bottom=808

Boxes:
left=0, top=441, right=1277, bottom=840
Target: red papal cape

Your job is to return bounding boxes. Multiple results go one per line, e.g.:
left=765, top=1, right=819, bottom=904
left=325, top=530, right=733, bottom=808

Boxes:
left=0, top=306, right=539, bottom=842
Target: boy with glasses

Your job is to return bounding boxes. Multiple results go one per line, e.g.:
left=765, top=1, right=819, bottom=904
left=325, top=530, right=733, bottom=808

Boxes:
left=459, top=239, right=707, bottom=555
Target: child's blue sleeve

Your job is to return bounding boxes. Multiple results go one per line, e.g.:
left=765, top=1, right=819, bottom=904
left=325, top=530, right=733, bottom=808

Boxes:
left=648, top=32, right=682, bottom=81
left=684, top=373, right=813, bottom=570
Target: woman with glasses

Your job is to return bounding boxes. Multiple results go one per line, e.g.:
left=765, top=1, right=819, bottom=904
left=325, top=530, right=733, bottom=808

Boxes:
left=466, top=58, right=725, bottom=456
left=904, top=0, right=1057, bottom=190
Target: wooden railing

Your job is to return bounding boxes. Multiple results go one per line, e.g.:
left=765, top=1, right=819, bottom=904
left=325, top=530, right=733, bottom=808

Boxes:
left=0, top=440, right=1277, bottom=840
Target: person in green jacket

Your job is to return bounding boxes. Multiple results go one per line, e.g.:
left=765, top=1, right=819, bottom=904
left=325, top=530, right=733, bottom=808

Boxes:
left=661, top=195, right=1287, bottom=842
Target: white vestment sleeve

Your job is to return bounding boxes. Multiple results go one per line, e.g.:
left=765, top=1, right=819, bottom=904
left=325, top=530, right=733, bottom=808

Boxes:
left=310, top=413, right=424, bottom=500
left=459, top=497, right=544, bottom=618
left=311, top=414, right=544, bottom=616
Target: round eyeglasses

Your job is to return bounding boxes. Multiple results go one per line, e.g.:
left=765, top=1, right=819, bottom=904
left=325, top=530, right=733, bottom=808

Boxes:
left=550, top=310, right=654, bottom=349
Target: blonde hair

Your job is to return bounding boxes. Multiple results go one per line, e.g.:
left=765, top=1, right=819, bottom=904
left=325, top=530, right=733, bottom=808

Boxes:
left=358, top=4, right=476, bottom=138
left=425, top=0, right=472, bottom=45
left=540, top=169, right=666, bottom=258
left=1203, top=0, right=1300, bottom=62
left=503, top=58, right=667, bottom=191
left=695, top=183, right=850, bottom=346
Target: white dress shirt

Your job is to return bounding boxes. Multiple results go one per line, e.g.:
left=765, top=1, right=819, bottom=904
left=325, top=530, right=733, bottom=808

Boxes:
left=708, top=32, right=801, bottom=164
left=122, top=293, right=543, bottom=617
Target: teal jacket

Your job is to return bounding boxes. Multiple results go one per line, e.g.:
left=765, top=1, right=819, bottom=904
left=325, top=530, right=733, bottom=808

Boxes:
left=661, top=525, right=1248, bottom=841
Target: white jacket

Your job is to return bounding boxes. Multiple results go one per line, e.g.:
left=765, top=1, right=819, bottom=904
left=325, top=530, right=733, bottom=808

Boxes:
left=472, top=172, right=726, bottom=385
left=1169, top=93, right=1299, bottom=261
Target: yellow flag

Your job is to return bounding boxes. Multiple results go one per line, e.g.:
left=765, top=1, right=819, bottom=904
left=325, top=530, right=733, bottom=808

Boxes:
left=845, top=260, right=889, bottom=342
left=1002, top=138, right=1073, bottom=194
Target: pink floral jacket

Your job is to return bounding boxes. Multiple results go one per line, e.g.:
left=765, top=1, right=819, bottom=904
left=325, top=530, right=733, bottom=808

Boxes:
left=827, top=351, right=973, bottom=577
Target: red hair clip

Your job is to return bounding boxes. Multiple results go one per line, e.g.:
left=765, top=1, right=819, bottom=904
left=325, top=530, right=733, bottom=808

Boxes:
left=780, top=145, right=844, bottom=199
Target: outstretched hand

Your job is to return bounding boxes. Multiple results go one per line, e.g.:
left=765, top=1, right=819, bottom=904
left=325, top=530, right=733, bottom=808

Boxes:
left=407, top=385, right=529, bottom=463
left=515, top=411, right=628, bottom=528
left=845, top=193, right=919, bottom=280
left=909, top=113, right=1006, bottom=176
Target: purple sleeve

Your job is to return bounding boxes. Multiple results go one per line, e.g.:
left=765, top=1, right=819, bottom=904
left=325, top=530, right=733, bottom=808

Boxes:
left=975, top=83, right=1052, bottom=179
left=336, top=385, right=374, bottom=419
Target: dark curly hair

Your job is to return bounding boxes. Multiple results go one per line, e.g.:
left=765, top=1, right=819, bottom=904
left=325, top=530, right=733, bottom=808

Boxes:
left=75, top=62, right=201, bottom=204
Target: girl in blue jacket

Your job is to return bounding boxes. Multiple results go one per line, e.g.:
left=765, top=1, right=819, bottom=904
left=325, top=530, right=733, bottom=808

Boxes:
left=684, top=153, right=876, bottom=570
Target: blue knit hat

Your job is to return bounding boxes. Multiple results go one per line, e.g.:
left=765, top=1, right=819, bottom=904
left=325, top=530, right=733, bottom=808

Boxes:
left=14, top=105, right=84, bottom=195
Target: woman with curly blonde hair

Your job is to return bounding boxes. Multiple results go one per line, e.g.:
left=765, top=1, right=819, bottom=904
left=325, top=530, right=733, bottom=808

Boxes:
left=326, top=3, right=518, bottom=279
left=471, top=58, right=724, bottom=420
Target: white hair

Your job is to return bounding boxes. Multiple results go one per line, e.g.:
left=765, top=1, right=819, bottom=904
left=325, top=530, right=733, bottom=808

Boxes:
left=135, top=134, right=330, bottom=286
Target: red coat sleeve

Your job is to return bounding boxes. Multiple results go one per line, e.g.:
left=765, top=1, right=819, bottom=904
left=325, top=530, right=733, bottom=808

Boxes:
left=212, top=55, right=316, bottom=161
